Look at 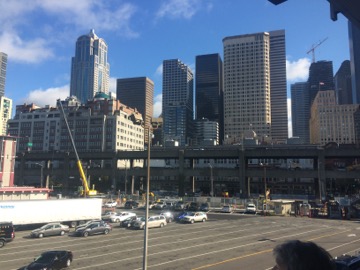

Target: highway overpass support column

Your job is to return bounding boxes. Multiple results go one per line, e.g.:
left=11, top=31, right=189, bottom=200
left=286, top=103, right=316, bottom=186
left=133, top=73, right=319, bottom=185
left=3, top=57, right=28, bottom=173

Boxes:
left=178, top=150, right=185, bottom=196
left=238, top=150, right=246, bottom=198
left=318, top=150, right=326, bottom=201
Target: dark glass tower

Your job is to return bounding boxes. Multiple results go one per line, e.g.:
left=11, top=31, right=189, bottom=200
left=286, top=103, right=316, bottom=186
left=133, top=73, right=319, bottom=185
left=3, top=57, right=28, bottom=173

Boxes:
left=195, top=53, right=223, bottom=144
left=334, top=60, right=353, bottom=105
left=308, top=60, right=334, bottom=106
left=291, top=82, right=309, bottom=143
left=349, top=21, right=360, bottom=104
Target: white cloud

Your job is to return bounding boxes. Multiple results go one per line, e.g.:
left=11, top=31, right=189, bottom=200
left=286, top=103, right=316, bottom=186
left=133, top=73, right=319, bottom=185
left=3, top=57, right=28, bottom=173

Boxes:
left=153, top=94, right=162, bottom=117
left=156, top=0, right=203, bottom=20
left=155, top=64, right=163, bottom=76
left=109, top=77, right=117, bottom=94
left=20, top=85, right=70, bottom=107
left=0, top=0, right=139, bottom=63
left=0, top=32, right=54, bottom=63
left=286, top=58, right=311, bottom=82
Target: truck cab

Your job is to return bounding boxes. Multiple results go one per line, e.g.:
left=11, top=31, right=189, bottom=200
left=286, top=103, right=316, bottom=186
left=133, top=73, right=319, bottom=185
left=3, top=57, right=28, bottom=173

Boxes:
left=0, top=222, right=15, bottom=248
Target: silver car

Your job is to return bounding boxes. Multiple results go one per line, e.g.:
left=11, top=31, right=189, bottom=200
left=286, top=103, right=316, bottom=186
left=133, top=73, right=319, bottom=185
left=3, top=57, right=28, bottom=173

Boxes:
left=133, top=215, right=167, bottom=229
left=30, top=223, right=70, bottom=238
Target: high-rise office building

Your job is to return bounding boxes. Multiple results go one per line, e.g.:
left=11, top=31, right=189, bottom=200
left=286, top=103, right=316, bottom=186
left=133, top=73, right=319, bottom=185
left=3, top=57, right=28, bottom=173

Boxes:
left=334, top=60, right=353, bottom=105
left=195, top=53, right=224, bottom=143
left=223, top=32, right=271, bottom=142
left=308, top=60, right=334, bottom=106
left=70, top=29, right=110, bottom=104
left=116, top=77, right=154, bottom=144
left=291, top=82, right=309, bottom=143
left=0, top=52, right=7, bottom=97
left=349, top=21, right=360, bottom=104
left=162, top=59, right=194, bottom=146
left=269, top=30, right=288, bottom=142
left=0, top=96, right=12, bottom=135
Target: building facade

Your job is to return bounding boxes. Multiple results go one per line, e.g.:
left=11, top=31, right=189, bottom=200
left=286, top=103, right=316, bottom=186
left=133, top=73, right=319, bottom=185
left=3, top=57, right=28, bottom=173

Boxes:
left=310, top=90, right=359, bottom=145
left=192, top=118, right=219, bottom=146
left=116, top=77, right=154, bottom=144
left=269, top=30, right=288, bottom=142
left=334, top=60, right=353, bottom=105
left=0, top=136, right=16, bottom=187
left=223, top=32, right=271, bottom=143
left=162, top=59, right=194, bottom=146
left=0, top=96, right=12, bottom=135
left=0, top=52, right=7, bottom=97
left=195, top=53, right=224, bottom=143
left=291, top=82, right=309, bottom=143
left=349, top=21, right=360, bottom=104
left=70, top=29, right=110, bottom=104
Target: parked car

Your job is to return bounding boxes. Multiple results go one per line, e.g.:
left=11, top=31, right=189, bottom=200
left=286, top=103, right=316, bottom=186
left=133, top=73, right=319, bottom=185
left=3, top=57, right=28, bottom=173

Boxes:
left=174, top=201, right=187, bottom=211
left=74, top=222, right=112, bottom=237
left=199, top=202, right=210, bottom=212
left=75, top=220, right=106, bottom=231
left=181, top=212, right=208, bottom=224
left=108, top=212, right=136, bottom=223
left=245, top=203, right=257, bottom=214
left=160, top=211, right=175, bottom=223
left=333, top=254, right=360, bottom=269
left=30, top=223, right=70, bottom=238
left=120, top=216, right=138, bottom=228
left=19, top=250, right=73, bottom=270
left=188, top=202, right=200, bottom=211
left=103, top=201, right=117, bottom=208
left=101, top=211, right=118, bottom=221
left=164, top=201, right=174, bottom=209
left=133, top=215, right=167, bottom=229
left=221, top=205, right=234, bottom=213
left=0, top=222, right=15, bottom=248
left=124, top=201, right=139, bottom=209
left=155, top=201, right=167, bottom=209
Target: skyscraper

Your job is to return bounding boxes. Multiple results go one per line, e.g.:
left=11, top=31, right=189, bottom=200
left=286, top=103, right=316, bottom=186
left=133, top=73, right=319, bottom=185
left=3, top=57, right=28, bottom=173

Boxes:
left=269, top=30, right=288, bottom=142
left=195, top=53, right=223, bottom=143
left=308, top=60, right=334, bottom=106
left=334, top=60, right=353, bottom=105
left=349, top=21, right=360, bottom=104
left=116, top=77, right=154, bottom=144
left=223, top=32, right=271, bottom=142
left=162, top=59, right=194, bottom=146
left=0, top=52, right=7, bottom=97
left=70, top=29, right=110, bottom=104
left=291, top=82, right=309, bottom=143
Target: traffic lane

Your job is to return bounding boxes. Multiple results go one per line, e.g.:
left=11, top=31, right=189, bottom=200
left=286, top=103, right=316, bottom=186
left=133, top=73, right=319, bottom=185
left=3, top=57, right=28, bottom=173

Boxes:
left=190, top=218, right=360, bottom=270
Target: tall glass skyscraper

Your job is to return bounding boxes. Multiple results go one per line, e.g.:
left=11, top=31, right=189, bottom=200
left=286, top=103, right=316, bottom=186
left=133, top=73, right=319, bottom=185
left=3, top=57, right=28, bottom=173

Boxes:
left=291, top=82, right=309, bottom=143
left=162, top=59, right=194, bottom=146
left=195, top=53, right=223, bottom=143
left=349, top=21, right=360, bottom=104
left=70, top=29, right=110, bottom=104
left=0, top=52, right=7, bottom=97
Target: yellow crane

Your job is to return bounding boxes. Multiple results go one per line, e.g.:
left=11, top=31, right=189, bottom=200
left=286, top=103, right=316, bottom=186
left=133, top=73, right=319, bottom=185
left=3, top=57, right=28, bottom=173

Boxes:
left=57, top=99, right=97, bottom=196
left=307, top=37, right=328, bottom=63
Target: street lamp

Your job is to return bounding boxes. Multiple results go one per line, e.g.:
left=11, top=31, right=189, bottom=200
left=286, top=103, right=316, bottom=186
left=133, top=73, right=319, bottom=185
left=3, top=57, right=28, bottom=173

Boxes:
left=143, top=128, right=152, bottom=270
left=209, top=164, right=214, bottom=197
left=35, top=163, right=44, bottom=188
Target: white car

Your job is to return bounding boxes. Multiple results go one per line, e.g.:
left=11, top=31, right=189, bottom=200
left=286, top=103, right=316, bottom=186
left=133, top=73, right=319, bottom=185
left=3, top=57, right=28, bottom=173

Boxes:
left=245, top=203, right=257, bottom=214
left=133, top=215, right=167, bottom=229
left=221, top=205, right=234, bottom=213
left=101, top=211, right=118, bottom=221
left=109, top=212, right=136, bottom=223
left=104, top=201, right=117, bottom=208
left=181, top=212, right=208, bottom=224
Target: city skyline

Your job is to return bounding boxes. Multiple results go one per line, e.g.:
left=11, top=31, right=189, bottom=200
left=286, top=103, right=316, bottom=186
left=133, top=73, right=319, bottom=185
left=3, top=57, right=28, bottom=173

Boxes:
left=0, top=0, right=350, bottom=136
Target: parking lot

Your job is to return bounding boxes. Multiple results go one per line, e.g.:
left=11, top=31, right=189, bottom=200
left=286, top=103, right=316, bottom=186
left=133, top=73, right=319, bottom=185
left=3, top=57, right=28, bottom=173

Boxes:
left=2, top=210, right=360, bottom=270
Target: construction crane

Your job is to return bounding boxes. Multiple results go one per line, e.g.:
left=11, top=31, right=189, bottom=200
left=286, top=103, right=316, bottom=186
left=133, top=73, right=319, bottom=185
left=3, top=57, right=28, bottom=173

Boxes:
left=57, top=99, right=97, bottom=197
left=307, top=37, right=328, bottom=63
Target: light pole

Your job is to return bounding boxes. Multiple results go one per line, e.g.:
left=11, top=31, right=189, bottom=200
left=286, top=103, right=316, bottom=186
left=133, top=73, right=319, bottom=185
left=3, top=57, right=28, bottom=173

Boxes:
left=260, top=163, right=267, bottom=214
left=143, top=128, right=151, bottom=270
left=35, top=163, right=44, bottom=188
left=209, top=164, right=214, bottom=197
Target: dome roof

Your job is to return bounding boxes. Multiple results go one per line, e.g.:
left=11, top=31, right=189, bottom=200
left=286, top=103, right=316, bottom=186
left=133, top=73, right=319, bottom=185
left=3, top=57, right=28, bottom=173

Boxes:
left=93, top=92, right=110, bottom=100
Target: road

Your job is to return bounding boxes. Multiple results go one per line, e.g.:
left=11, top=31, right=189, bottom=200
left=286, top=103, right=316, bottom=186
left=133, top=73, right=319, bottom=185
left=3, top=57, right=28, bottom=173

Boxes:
left=2, top=211, right=360, bottom=270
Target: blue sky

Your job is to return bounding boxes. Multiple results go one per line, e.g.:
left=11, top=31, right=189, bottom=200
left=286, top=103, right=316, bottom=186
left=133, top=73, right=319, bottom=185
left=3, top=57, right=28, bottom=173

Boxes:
left=0, top=0, right=349, bottom=135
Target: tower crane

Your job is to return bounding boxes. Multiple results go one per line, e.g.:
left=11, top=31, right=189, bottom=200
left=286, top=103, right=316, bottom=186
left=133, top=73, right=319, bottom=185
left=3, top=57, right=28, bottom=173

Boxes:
left=307, top=37, right=328, bottom=63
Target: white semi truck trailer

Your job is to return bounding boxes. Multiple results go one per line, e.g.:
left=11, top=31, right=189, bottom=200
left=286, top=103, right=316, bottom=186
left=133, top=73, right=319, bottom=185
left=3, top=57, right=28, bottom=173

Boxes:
left=0, top=198, right=102, bottom=227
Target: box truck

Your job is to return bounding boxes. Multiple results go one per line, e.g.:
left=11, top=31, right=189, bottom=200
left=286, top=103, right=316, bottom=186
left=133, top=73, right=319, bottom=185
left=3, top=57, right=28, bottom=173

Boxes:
left=0, top=198, right=102, bottom=227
